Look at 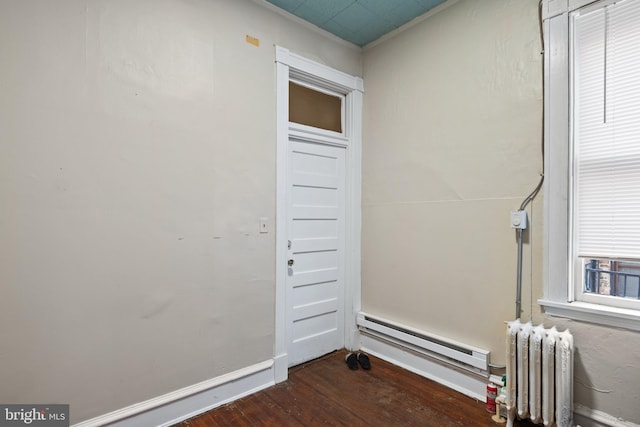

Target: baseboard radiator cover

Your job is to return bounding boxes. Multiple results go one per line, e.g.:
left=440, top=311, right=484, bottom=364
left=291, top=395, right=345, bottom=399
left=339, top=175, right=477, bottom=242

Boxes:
left=506, top=320, right=574, bottom=427
left=356, top=312, right=489, bottom=374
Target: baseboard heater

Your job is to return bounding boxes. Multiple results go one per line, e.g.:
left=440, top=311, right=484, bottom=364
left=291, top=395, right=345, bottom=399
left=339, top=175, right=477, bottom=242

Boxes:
left=356, top=312, right=489, bottom=374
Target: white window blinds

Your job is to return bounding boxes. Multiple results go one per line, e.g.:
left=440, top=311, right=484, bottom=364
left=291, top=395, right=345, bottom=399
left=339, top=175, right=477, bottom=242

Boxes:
left=573, top=0, right=640, bottom=260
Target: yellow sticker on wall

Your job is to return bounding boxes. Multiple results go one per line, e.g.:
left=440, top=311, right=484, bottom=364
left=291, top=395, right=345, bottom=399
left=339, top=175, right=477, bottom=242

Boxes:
left=246, top=35, right=260, bottom=47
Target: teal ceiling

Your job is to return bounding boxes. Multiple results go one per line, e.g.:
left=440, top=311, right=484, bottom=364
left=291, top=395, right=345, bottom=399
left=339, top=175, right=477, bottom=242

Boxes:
left=265, top=0, right=449, bottom=47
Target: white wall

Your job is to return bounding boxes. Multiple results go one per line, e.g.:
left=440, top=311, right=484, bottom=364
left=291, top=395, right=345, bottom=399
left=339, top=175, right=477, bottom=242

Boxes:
left=3, top=0, right=637, bottom=423
left=362, top=0, right=640, bottom=424
left=362, top=0, right=541, bottom=361
left=0, top=0, right=360, bottom=423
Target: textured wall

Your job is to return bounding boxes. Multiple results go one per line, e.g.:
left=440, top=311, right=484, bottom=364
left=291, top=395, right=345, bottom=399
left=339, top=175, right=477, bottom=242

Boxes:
left=533, top=316, right=640, bottom=423
left=362, top=0, right=639, bottom=423
left=362, top=0, right=542, bottom=361
left=0, top=0, right=360, bottom=423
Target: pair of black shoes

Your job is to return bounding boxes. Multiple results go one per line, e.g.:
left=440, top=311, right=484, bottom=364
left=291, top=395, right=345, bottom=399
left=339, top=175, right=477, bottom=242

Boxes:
left=345, top=352, right=371, bottom=370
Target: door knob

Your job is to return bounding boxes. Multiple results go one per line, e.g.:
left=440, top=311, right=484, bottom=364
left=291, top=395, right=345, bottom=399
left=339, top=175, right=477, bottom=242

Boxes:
left=288, top=259, right=294, bottom=266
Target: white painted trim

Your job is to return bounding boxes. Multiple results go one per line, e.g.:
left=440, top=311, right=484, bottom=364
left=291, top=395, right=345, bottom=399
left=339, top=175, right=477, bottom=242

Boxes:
left=539, top=299, right=640, bottom=331
left=275, top=45, right=363, bottom=366
left=344, top=82, right=363, bottom=352
left=543, top=12, right=571, bottom=304
left=273, top=353, right=288, bottom=384
left=542, top=0, right=601, bottom=20
left=288, top=126, right=349, bottom=146
left=542, top=4, right=640, bottom=326
left=360, top=332, right=488, bottom=401
left=72, top=360, right=274, bottom=427
left=276, top=48, right=363, bottom=94
left=274, top=52, right=290, bottom=379
left=574, top=404, right=640, bottom=427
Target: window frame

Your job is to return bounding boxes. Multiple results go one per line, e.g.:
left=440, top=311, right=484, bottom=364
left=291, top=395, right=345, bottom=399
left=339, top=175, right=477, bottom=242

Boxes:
left=539, top=0, right=640, bottom=331
left=288, top=78, right=347, bottom=137
left=576, top=259, right=640, bottom=310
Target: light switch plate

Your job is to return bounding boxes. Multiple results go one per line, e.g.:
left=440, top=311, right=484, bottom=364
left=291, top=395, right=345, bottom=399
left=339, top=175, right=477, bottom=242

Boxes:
left=259, top=217, right=268, bottom=233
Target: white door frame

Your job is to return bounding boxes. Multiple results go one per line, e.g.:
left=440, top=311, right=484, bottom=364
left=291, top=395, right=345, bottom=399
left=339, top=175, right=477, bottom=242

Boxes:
left=274, top=46, right=363, bottom=382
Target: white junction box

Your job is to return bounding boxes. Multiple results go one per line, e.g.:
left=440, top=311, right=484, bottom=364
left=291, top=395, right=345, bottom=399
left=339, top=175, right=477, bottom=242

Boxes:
left=510, top=210, right=527, bottom=229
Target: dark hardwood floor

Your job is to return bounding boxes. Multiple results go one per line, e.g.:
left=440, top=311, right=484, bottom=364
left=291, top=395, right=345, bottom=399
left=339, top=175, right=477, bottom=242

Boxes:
left=176, top=350, right=531, bottom=426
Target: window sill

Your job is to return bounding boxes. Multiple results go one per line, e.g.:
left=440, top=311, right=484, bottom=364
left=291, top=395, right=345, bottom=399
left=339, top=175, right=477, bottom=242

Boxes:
left=538, top=299, right=640, bottom=332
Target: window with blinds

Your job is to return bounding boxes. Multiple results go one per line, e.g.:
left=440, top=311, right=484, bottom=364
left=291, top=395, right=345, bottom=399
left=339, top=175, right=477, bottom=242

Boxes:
left=572, top=0, right=640, bottom=304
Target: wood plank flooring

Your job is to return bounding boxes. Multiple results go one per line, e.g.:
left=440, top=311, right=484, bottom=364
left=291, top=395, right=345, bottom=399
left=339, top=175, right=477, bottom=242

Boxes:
left=176, top=350, right=531, bottom=427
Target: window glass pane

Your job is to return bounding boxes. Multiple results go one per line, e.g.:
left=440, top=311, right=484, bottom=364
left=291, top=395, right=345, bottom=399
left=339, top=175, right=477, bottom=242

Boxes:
left=289, top=82, right=342, bottom=133
left=572, top=0, right=640, bottom=309
left=583, top=258, right=640, bottom=299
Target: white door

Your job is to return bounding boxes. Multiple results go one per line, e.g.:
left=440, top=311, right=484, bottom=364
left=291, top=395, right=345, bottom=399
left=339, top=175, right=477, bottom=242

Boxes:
left=287, top=139, right=346, bottom=366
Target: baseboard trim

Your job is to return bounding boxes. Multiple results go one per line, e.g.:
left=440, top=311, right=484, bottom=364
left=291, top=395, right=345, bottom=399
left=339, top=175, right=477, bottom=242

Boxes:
left=273, top=352, right=288, bottom=384
left=72, top=360, right=274, bottom=427
left=360, top=332, right=488, bottom=401
left=574, top=404, right=640, bottom=427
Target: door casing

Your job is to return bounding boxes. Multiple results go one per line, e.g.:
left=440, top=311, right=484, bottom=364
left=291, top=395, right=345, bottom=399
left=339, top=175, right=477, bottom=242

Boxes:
left=274, top=46, right=363, bottom=382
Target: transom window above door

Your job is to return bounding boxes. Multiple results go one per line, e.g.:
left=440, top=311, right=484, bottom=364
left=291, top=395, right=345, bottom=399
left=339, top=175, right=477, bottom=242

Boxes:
left=289, top=81, right=344, bottom=134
